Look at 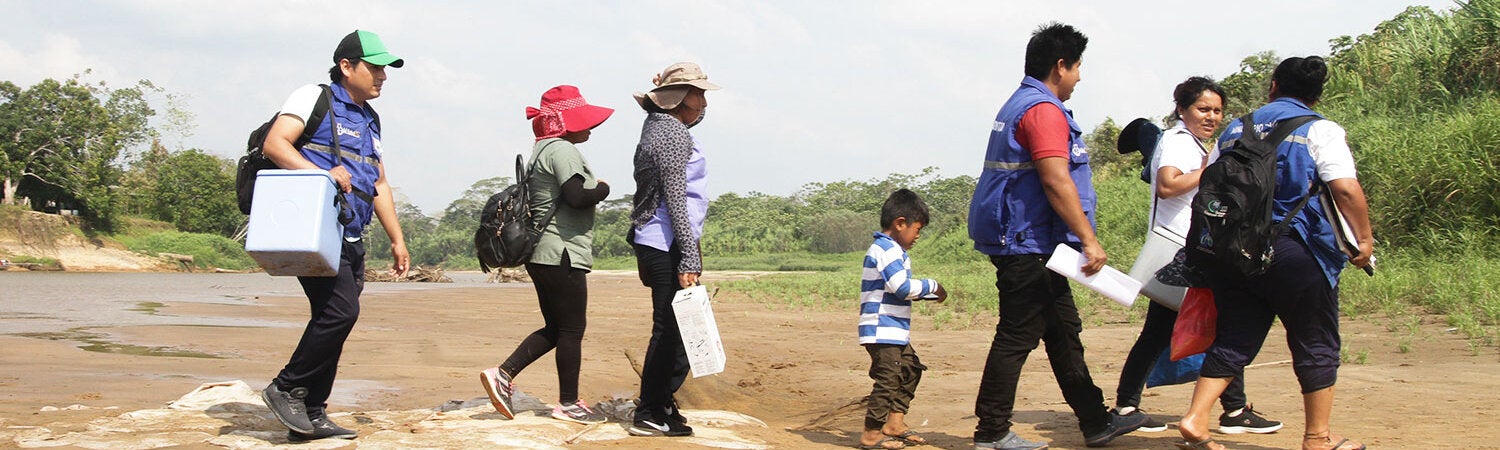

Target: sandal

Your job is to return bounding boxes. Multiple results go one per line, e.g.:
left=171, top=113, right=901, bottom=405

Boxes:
left=885, top=430, right=927, bottom=445
left=1175, top=438, right=1226, bottom=450
left=1305, top=433, right=1366, bottom=450
left=857, top=436, right=907, bottom=450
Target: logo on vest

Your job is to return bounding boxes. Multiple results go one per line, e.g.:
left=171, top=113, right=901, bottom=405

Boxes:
left=336, top=123, right=362, bottom=139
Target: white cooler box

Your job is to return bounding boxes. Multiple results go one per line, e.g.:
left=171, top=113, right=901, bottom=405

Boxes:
left=245, top=169, right=342, bottom=277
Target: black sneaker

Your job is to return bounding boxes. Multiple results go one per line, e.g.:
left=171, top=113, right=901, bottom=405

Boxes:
left=628, top=417, right=693, bottom=437
left=665, top=400, right=688, bottom=425
left=1084, top=407, right=1149, bottom=447
left=261, top=382, right=314, bottom=434
left=1219, top=404, right=1283, bottom=434
left=1115, top=406, right=1168, bottom=433
left=288, top=416, right=357, bottom=442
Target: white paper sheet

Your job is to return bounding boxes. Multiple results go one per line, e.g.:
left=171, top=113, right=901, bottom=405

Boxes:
left=1045, top=244, right=1142, bottom=307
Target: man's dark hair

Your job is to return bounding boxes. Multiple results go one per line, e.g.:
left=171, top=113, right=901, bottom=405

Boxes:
left=1272, top=56, right=1329, bottom=103
left=329, top=63, right=346, bottom=83
left=880, top=189, right=930, bottom=229
left=1024, top=22, right=1088, bottom=80
left=1172, top=76, right=1228, bottom=120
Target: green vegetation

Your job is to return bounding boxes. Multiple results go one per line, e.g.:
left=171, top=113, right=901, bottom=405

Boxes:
left=115, top=229, right=256, bottom=271
left=7, top=255, right=60, bottom=266
left=0, top=73, right=159, bottom=232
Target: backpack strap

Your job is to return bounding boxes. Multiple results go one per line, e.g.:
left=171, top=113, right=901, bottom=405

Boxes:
left=296, top=85, right=333, bottom=149
left=1265, top=115, right=1323, bottom=235
left=527, top=139, right=566, bottom=233
left=317, top=84, right=376, bottom=206
left=1261, top=115, right=1319, bottom=149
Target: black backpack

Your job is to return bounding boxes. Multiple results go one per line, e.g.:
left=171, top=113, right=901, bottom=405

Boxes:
left=235, top=84, right=379, bottom=215
left=1185, top=114, right=1319, bottom=278
left=474, top=142, right=561, bottom=273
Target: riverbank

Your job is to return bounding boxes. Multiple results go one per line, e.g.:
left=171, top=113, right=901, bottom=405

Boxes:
left=1, top=271, right=1496, bottom=448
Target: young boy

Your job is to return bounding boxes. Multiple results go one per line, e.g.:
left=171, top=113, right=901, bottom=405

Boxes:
left=858, top=189, right=947, bottom=450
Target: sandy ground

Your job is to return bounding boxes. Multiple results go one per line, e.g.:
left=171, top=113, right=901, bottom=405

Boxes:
left=1, top=270, right=1498, bottom=449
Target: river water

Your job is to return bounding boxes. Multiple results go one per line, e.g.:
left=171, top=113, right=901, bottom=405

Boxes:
left=0, top=271, right=498, bottom=334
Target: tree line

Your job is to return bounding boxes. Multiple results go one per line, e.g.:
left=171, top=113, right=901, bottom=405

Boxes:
left=3, top=1, right=1495, bottom=267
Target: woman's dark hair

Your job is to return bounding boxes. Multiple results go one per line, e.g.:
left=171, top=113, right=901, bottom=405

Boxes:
left=1024, top=22, right=1089, bottom=80
left=1271, top=56, right=1329, bottom=103
left=880, top=189, right=930, bottom=229
left=1171, top=76, right=1227, bottom=120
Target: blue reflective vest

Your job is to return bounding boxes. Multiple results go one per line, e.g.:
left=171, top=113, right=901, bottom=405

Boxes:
left=298, top=83, right=383, bottom=238
left=969, top=76, right=1096, bottom=256
left=1218, top=97, right=1345, bottom=289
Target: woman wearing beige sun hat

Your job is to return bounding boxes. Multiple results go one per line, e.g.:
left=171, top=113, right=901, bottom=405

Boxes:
left=625, top=62, right=720, bottom=438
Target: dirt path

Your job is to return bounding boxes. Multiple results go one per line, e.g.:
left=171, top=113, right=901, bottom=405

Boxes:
left=0, top=271, right=1496, bottom=449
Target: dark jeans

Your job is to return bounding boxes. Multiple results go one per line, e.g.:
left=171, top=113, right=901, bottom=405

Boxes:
left=865, top=344, right=926, bottom=430
left=501, top=253, right=589, bottom=404
left=1203, top=233, right=1341, bottom=394
left=632, top=243, right=691, bottom=421
left=277, top=239, right=365, bottom=417
left=1116, top=301, right=1247, bottom=412
left=974, top=253, right=1110, bottom=441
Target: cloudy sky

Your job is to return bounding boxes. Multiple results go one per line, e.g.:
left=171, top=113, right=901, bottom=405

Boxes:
left=0, top=0, right=1453, bottom=215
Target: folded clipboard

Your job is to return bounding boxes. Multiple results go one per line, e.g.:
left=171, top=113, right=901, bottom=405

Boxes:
left=1319, top=188, right=1376, bottom=276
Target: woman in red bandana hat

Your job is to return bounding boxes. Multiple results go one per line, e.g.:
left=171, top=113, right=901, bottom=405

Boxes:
left=481, top=85, right=613, bottom=425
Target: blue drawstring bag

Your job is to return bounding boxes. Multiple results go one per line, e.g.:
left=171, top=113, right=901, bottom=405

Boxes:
left=1146, top=348, right=1203, bottom=388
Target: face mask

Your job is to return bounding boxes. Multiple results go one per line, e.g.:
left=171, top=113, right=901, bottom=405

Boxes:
left=687, top=106, right=706, bottom=128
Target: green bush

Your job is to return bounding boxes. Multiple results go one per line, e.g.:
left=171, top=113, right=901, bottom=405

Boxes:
left=118, top=231, right=256, bottom=270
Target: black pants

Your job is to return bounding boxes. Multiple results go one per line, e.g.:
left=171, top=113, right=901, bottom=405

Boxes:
left=501, top=253, right=589, bottom=404
left=277, top=240, right=365, bottom=417
left=1203, top=233, right=1341, bottom=394
left=632, top=243, right=691, bottom=421
left=865, top=344, right=926, bottom=430
left=974, top=253, right=1110, bottom=441
left=1116, top=300, right=1247, bottom=411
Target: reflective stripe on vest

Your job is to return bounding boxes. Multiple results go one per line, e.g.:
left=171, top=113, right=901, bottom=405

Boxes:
left=1219, top=133, right=1312, bottom=150
left=983, top=160, right=1036, bottom=171
left=303, top=143, right=381, bottom=167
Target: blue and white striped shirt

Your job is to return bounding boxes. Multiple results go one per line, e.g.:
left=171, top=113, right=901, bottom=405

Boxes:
left=859, top=232, right=940, bottom=345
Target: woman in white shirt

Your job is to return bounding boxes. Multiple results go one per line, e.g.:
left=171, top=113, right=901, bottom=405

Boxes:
left=1111, top=77, right=1283, bottom=435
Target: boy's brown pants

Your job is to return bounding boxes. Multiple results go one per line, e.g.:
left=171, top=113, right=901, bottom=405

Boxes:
left=864, top=343, right=927, bottom=429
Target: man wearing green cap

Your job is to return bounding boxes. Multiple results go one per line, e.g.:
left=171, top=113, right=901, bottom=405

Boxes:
left=258, top=29, right=409, bottom=442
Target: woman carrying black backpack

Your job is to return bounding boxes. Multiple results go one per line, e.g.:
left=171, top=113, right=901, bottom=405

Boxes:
left=480, top=85, right=614, bottom=425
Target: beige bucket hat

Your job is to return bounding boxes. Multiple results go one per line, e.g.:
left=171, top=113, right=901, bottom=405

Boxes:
left=633, top=62, right=721, bottom=110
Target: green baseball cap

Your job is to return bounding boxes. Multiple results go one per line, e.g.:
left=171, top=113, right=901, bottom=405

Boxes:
left=333, top=30, right=404, bottom=68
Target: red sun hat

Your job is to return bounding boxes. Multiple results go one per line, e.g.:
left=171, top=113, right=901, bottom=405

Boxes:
left=527, top=85, right=614, bottom=141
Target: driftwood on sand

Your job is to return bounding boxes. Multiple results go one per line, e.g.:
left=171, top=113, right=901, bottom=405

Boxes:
left=486, top=267, right=530, bottom=283
left=364, top=266, right=452, bottom=283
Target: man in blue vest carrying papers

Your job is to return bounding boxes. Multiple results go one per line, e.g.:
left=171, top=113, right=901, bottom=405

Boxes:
left=966, top=23, right=1146, bottom=449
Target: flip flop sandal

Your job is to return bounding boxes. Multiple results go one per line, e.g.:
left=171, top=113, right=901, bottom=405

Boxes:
left=857, top=436, right=907, bottom=450
left=1175, top=438, right=1222, bottom=450
left=1329, top=438, right=1366, bottom=450
left=885, top=430, right=927, bottom=445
